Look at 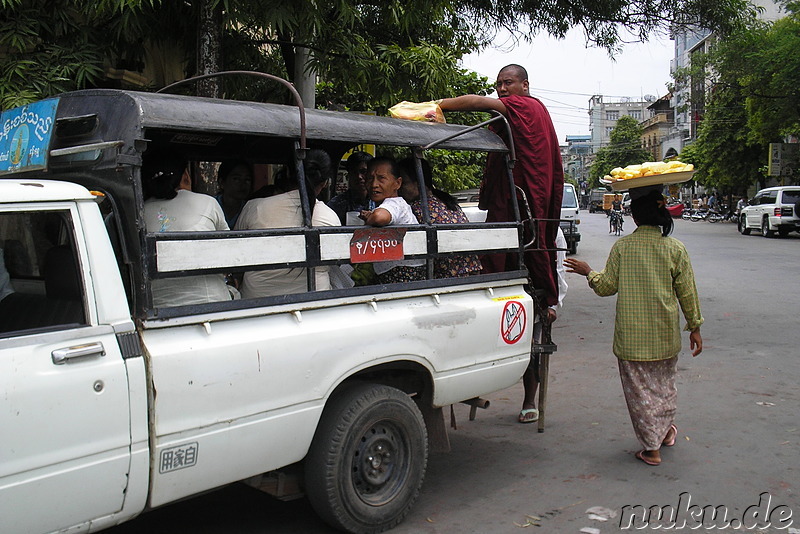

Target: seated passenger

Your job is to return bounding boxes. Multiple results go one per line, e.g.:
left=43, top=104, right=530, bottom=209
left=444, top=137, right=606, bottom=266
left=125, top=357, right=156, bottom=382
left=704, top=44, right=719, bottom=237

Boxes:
left=215, top=159, right=253, bottom=228
left=328, top=151, right=373, bottom=224
left=0, top=247, right=13, bottom=302
left=399, top=157, right=481, bottom=278
left=142, top=156, right=232, bottom=307
left=359, top=157, right=425, bottom=284
left=235, top=149, right=340, bottom=298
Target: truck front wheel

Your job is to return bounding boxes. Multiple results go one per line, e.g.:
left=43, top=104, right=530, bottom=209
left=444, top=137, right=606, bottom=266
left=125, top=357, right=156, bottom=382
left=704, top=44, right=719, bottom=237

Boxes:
left=305, top=383, right=428, bottom=534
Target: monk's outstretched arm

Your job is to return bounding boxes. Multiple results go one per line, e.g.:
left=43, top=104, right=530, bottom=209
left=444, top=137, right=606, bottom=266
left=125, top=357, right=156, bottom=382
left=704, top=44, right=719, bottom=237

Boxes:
left=438, top=95, right=507, bottom=116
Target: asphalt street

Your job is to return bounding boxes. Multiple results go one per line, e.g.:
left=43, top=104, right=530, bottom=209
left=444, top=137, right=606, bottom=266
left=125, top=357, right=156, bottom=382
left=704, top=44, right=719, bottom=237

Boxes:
left=109, top=211, right=799, bottom=534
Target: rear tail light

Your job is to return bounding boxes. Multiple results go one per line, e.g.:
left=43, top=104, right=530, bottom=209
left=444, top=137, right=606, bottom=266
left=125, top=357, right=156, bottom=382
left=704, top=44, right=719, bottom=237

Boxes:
left=775, top=207, right=782, bottom=217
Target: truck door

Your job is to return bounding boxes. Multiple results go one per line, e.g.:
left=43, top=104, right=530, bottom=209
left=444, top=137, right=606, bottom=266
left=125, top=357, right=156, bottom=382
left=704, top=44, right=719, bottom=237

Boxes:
left=0, top=205, right=131, bottom=534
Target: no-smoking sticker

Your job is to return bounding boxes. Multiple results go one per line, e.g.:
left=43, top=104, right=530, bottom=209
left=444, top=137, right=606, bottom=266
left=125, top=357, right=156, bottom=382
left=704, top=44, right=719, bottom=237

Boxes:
left=500, top=300, right=527, bottom=345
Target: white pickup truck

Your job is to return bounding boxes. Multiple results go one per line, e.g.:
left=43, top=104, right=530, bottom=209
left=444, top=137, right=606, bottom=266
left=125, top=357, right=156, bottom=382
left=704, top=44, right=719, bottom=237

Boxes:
left=0, top=83, right=541, bottom=534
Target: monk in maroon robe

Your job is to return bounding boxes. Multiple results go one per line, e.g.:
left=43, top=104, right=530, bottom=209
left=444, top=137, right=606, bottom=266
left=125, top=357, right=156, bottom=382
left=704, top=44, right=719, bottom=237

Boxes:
left=440, top=64, right=564, bottom=425
left=439, top=64, right=564, bottom=308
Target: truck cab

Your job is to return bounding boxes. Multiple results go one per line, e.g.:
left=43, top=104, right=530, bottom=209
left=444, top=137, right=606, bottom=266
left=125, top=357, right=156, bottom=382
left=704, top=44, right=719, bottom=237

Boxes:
left=560, top=183, right=580, bottom=254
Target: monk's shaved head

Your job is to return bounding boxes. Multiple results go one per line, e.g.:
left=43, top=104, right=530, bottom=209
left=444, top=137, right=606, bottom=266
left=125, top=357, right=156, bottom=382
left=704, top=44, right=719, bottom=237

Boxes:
left=495, top=64, right=530, bottom=97
left=499, top=64, right=528, bottom=82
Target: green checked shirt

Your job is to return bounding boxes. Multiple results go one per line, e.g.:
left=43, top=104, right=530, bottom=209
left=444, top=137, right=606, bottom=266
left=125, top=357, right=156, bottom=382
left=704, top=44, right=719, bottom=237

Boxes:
left=587, top=225, right=704, bottom=361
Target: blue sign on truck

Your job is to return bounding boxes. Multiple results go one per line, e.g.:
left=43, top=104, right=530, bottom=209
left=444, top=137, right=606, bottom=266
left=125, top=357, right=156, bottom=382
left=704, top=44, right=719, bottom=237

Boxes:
left=0, top=98, right=59, bottom=174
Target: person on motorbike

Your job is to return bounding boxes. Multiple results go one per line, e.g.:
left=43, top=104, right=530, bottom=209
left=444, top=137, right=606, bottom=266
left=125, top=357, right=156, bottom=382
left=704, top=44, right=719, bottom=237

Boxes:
left=610, top=194, right=624, bottom=233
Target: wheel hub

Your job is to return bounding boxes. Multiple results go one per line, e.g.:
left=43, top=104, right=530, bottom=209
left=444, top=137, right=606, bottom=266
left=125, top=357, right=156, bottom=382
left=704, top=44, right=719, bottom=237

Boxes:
left=352, top=423, right=407, bottom=505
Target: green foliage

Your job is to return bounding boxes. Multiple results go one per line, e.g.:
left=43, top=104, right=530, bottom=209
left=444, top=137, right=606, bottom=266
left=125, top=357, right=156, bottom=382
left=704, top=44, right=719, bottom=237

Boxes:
left=0, top=1, right=158, bottom=109
left=2, top=0, right=758, bottom=110
left=690, top=85, right=767, bottom=194
left=426, top=149, right=486, bottom=192
left=721, top=13, right=800, bottom=142
left=676, top=8, right=798, bottom=192
left=588, top=116, right=652, bottom=186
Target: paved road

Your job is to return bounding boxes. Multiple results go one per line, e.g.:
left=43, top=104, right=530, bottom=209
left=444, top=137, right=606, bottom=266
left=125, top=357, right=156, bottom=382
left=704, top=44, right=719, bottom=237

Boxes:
left=109, top=212, right=799, bottom=533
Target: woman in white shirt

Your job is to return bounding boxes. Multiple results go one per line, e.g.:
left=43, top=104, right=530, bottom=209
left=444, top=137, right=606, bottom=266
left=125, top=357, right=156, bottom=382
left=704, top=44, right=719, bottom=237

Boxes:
left=142, top=157, right=231, bottom=307
left=359, top=157, right=425, bottom=284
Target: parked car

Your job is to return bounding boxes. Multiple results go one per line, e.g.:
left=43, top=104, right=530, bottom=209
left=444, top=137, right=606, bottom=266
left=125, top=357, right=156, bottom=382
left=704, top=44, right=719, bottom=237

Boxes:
left=452, top=188, right=480, bottom=203
left=452, top=188, right=485, bottom=222
left=738, top=186, right=800, bottom=237
left=560, top=183, right=581, bottom=254
left=666, top=203, right=685, bottom=218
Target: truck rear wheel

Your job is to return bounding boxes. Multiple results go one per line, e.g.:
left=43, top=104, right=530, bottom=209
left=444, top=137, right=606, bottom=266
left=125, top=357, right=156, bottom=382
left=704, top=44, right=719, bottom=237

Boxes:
left=305, top=383, right=428, bottom=534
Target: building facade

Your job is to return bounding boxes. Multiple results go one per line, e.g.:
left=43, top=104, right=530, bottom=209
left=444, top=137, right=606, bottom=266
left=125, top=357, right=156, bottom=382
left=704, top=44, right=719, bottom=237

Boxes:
left=664, top=0, right=785, bottom=158
left=588, top=94, right=657, bottom=153
left=641, top=94, right=675, bottom=160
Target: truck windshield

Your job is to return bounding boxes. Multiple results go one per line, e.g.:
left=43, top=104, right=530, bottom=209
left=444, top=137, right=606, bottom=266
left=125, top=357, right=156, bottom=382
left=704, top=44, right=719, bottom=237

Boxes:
left=562, top=185, right=578, bottom=208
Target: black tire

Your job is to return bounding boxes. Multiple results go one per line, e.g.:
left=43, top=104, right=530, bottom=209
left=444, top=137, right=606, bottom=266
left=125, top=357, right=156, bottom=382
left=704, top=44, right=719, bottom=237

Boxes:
left=738, top=215, right=751, bottom=235
left=778, top=227, right=790, bottom=237
left=305, top=383, right=428, bottom=534
left=762, top=217, right=775, bottom=238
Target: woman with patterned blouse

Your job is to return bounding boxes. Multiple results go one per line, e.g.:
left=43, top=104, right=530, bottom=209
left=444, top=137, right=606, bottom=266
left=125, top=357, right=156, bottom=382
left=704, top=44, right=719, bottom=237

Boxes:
left=398, top=158, right=481, bottom=279
left=564, top=187, right=703, bottom=467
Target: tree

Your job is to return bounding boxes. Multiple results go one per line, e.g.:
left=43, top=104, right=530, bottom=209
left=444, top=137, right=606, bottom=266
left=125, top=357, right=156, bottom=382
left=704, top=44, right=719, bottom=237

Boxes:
left=588, top=116, right=652, bottom=186
left=673, top=3, right=799, bottom=194
left=686, top=85, right=767, bottom=195
left=0, top=1, right=161, bottom=109
left=1, top=0, right=762, bottom=192
left=2, top=0, right=761, bottom=109
left=706, top=4, right=800, bottom=144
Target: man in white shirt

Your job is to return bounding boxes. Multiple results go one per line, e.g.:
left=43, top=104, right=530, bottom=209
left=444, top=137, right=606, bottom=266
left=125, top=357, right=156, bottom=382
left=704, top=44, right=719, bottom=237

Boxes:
left=236, top=150, right=340, bottom=298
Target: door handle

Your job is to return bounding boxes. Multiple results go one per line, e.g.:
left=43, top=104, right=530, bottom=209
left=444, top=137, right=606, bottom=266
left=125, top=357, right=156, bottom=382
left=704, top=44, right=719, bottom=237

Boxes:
left=52, top=342, right=106, bottom=365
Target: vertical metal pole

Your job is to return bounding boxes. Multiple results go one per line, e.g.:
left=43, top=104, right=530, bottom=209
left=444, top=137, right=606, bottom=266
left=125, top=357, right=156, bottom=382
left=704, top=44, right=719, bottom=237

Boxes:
left=413, top=148, right=434, bottom=280
left=293, top=143, right=315, bottom=292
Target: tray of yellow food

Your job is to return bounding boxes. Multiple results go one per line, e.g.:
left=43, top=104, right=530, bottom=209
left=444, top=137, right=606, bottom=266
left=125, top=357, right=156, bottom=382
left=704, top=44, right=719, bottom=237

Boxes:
left=600, top=161, right=695, bottom=191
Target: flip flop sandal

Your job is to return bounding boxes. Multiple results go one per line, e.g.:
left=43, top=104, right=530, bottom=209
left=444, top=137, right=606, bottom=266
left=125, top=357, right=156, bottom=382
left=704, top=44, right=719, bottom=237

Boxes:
left=518, top=408, right=539, bottom=424
left=635, top=450, right=661, bottom=466
left=662, top=424, right=678, bottom=447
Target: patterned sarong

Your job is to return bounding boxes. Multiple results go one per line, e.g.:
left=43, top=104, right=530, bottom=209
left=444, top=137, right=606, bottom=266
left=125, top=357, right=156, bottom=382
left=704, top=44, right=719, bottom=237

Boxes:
left=618, top=356, right=678, bottom=450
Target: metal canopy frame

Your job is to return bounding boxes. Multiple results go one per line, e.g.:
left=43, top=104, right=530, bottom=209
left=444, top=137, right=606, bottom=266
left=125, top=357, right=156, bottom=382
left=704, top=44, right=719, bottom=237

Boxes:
left=15, top=73, right=534, bottom=320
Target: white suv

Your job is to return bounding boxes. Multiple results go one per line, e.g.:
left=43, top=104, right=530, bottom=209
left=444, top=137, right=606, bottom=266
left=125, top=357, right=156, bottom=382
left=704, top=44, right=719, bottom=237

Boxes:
left=739, top=186, right=800, bottom=237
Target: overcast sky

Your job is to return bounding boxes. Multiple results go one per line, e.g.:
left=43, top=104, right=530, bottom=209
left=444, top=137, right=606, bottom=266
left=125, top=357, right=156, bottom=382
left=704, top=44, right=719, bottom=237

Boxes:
left=460, top=27, right=675, bottom=142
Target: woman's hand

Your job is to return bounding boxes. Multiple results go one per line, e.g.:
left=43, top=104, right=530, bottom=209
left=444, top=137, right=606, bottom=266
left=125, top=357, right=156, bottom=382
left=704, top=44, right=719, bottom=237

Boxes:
left=360, top=208, right=391, bottom=226
left=564, top=258, right=592, bottom=276
left=689, top=328, right=703, bottom=357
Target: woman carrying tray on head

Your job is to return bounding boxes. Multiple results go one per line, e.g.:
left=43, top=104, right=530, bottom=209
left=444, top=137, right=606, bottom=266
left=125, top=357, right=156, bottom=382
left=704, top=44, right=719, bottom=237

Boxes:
left=564, top=185, right=704, bottom=466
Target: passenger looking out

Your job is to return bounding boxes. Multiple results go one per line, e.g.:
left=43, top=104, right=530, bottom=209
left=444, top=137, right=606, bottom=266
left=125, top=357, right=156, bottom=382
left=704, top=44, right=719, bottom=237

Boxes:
left=142, top=156, right=231, bottom=307
left=215, top=160, right=253, bottom=228
left=328, top=151, right=374, bottom=224
left=398, top=157, right=481, bottom=278
left=359, top=157, right=425, bottom=284
left=235, top=149, right=340, bottom=298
